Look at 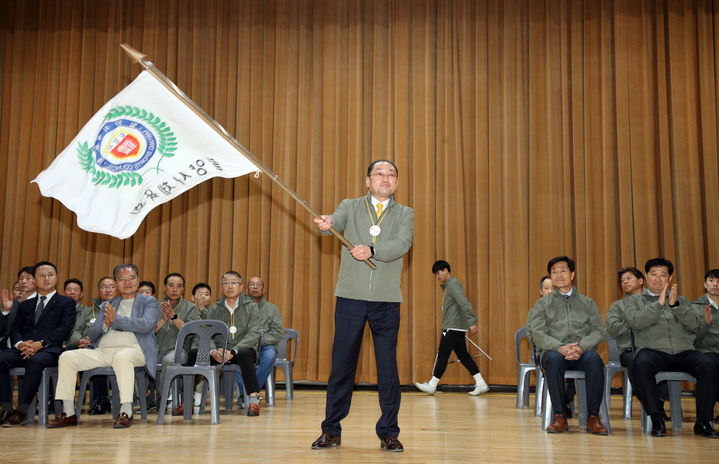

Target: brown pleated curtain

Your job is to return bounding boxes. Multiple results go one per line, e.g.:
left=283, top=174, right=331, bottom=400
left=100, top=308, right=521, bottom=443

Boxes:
left=0, top=0, right=717, bottom=386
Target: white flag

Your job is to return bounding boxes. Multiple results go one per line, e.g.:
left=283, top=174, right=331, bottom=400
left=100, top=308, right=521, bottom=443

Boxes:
left=33, top=71, right=258, bottom=239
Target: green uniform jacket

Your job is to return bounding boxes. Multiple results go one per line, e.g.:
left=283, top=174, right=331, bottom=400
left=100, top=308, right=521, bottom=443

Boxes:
left=206, top=294, right=261, bottom=355
left=440, top=276, right=477, bottom=331
left=623, top=290, right=701, bottom=355
left=526, top=287, right=606, bottom=355
left=693, top=294, right=719, bottom=354
left=257, top=297, right=283, bottom=349
left=325, top=192, right=414, bottom=303
left=605, top=296, right=634, bottom=353
left=67, top=303, right=95, bottom=348
left=155, top=297, right=200, bottom=358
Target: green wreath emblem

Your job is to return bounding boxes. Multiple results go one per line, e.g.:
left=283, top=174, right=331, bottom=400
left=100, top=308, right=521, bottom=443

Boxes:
left=76, top=105, right=177, bottom=188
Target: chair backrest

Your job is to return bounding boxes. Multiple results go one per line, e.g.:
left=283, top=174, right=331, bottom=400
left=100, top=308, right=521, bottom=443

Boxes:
left=606, top=333, right=620, bottom=363
left=278, top=328, right=299, bottom=363
left=515, top=327, right=535, bottom=365
left=175, top=319, right=228, bottom=367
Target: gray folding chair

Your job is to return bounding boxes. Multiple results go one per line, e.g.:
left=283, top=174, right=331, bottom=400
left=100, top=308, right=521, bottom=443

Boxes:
left=604, top=334, right=633, bottom=419
left=640, top=371, right=696, bottom=433
left=157, top=319, right=228, bottom=425
left=515, top=327, right=538, bottom=409
left=541, top=370, right=612, bottom=432
left=268, top=328, right=298, bottom=401
left=9, top=366, right=58, bottom=425
left=75, top=366, right=148, bottom=423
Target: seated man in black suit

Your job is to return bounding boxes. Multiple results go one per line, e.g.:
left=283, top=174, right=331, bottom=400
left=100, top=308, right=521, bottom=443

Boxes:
left=0, top=261, right=76, bottom=426
left=1, top=267, right=38, bottom=350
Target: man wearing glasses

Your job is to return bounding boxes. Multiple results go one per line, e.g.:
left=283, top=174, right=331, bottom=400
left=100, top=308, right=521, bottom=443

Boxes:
left=311, top=159, right=414, bottom=452
left=48, top=263, right=158, bottom=429
left=205, top=271, right=263, bottom=416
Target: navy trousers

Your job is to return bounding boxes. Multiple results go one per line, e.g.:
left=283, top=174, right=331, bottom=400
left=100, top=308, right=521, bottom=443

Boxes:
left=0, top=349, right=58, bottom=408
left=321, top=297, right=401, bottom=439
left=541, top=349, right=605, bottom=416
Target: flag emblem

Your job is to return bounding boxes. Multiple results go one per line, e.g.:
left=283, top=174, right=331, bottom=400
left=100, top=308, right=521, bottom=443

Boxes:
left=77, top=106, right=176, bottom=188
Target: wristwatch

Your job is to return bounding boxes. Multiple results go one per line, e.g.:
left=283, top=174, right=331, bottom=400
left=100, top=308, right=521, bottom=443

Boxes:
left=40, top=340, right=48, bottom=348
left=171, top=314, right=179, bottom=320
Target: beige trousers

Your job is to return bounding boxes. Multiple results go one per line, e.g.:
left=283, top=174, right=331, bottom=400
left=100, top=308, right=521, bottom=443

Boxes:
left=55, top=346, right=146, bottom=405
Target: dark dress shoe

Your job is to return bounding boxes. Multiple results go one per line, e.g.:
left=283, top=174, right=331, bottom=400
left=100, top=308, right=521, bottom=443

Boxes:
left=3, top=410, right=27, bottom=427
left=0, top=409, right=10, bottom=425
left=380, top=436, right=404, bottom=452
left=547, top=414, right=568, bottom=433
left=694, top=421, right=719, bottom=438
left=586, top=415, right=608, bottom=435
left=651, top=419, right=666, bottom=437
left=47, top=413, right=78, bottom=428
left=172, top=404, right=184, bottom=416
left=89, top=398, right=110, bottom=415
left=112, top=412, right=133, bottom=429
left=311, top=433, right=341, bottom=449
left=247, top=403, right=260, bottom=416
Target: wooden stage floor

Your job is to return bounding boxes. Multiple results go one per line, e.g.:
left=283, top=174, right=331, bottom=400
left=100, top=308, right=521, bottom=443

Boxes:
left=1, top=389, right=717, bottom=463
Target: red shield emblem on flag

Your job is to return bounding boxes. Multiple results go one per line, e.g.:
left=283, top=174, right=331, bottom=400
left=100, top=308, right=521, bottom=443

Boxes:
left=109, top=134, right=140, bottom=158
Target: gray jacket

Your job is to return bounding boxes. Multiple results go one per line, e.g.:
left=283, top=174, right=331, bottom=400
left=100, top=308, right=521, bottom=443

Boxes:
left=326, top=192, right=414, bottom=302
left=89, top=293, right=159, bottom=378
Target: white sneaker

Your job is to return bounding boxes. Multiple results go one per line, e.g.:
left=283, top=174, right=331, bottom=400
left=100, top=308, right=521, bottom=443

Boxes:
left=469, top=380, right=489, bottom=396
left=414, top=381, right=437, bottom=395
left=193, top=392, right=202, bottom=407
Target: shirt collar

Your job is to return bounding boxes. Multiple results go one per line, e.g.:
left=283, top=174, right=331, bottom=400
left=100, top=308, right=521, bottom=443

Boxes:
left=370, top=195, right=389, bottom=210
left=38, top=290, right=56, bottom=302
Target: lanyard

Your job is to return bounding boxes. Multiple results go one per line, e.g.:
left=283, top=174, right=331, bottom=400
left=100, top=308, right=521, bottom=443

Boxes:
left=364, top=197, right=388, bottom=245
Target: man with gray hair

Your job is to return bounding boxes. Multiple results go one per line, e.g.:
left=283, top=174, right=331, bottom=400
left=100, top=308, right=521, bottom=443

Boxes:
left=48, top=263, right=158, bottom=429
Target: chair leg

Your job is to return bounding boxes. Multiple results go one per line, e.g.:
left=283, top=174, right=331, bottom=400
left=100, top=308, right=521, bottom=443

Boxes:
left=623, top=373, right=633, bottom=420
left=38, top=369, right=49, bottom=425
left=542, top=381, right=552, bottom=430
left=265, top=369, right=275, bottom=407
left=207, top=371, right=220, bottom=425
left=156, top=372, right=176, bottom=425
left=667, top=380, right=684, bottom=430
left=600, top=391, right=612, bottom=433
left=285, top=366, right=293, bottom=401
left=182, top=375, right=193, bottom=420
left=534, top=369, right=545, bottom=417
left=75, top=372, right=91, bottom=423
left=575, top=378, right=588, bottom=427
left=109, top=376, right=120, bottom=419
left=136, top=372, right=148, bottom=421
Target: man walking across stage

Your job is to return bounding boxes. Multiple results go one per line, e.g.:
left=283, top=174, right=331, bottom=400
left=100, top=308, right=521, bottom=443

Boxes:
left=414, top=260, right=489, bottom=396
left=311, top=159, right=414, bottom=453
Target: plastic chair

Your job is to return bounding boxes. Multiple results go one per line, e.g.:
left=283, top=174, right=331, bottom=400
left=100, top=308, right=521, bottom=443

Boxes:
left=157, top=320, right=228, bottom=425
left=515, top=327, right=538, bottom=409
left=604, top=334, right=633, bottom=419
left=268, top=328, right=298, bottom=401
left=75, top=366, right=148, bottom=423
left=640, top=371, right=696, bottom=433
left=9, top=366, right=59, bottom=425
left=540, top=369, right=612, bottom=432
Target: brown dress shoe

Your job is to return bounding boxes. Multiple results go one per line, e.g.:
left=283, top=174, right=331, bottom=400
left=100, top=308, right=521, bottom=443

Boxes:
left=172, top=404, right=184, bottom=416
left=2, top=410, right=27, bottom=427
left=311, top=432, right=341, bottom=449
left=112, top=412, right=133, bottom=429
left=0, top=409, right=10, bottom=425
left=547, top=414, right=568, bottom=433
left=247, top=403, right=260, bottom=416
left=47, top=413, right=78, bottom=428
left=586, top=415, right=608, bottom=435
left=380, top=436, right=404, bottom=452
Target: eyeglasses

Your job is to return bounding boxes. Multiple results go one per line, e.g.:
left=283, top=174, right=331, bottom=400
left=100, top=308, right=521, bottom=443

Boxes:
left=221, top=281, right=241, bottom=287
left=370, top=171, right=397, bottom=179
left=247, top=283, right=263, bottom=288
left=100, top=285, right=116, bottom=291
left=117, top=275, right=137, bottom=281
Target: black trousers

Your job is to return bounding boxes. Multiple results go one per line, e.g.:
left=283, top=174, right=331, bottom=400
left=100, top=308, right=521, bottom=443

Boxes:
left=432, top=329, right=479, bottom=378
left=540, top=349, right=605, bottom=416
left=633, top=348, right=716, bottom=422
left=703, top=351, right=719, bottom=404
left=210, top=348, right=259, bottom=394
left=322, top=297, right=400, bottom=439
left=0, top=349, right=58, bottom=409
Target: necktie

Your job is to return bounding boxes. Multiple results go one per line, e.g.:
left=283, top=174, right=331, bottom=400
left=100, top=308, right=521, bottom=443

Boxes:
left=35, top=296, right=47, bottom=324
left=376, top=203, right=383, bottom=217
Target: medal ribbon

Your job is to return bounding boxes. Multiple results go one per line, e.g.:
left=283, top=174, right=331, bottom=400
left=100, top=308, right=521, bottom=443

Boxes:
left=365, top=197, right=388, bottom=245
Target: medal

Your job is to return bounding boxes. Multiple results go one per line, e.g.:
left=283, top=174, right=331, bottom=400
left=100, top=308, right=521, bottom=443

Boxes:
left=229, top=325, right=237, bottom=334
left=369, top=225, right=381, bottom=237
left=89, top=318, right=96, bottom=324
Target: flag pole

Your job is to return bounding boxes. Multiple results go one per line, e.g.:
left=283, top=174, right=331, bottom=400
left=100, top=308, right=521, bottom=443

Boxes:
left=120, top=43, right=376, bottom=270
